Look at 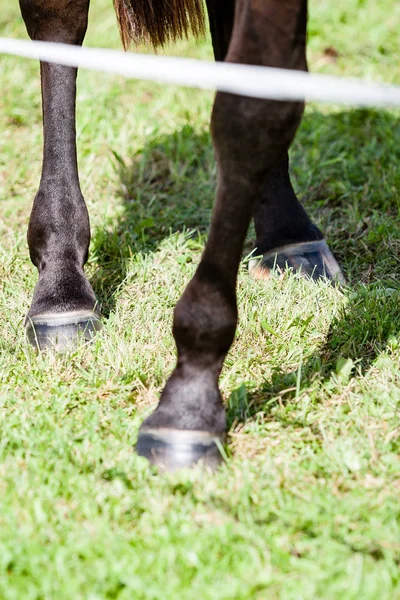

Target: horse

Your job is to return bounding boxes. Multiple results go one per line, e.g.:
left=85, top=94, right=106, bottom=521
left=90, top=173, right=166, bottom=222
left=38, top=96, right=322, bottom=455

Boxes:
left=18, top=0, right=344, bottom=470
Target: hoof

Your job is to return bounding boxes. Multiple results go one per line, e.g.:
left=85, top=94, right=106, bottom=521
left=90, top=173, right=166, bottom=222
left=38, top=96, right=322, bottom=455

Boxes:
left=136, top=428, right=225, bottom=471
left=249, top=239, right=345, bottom=284
left=25, top=310, right=102, bottom=351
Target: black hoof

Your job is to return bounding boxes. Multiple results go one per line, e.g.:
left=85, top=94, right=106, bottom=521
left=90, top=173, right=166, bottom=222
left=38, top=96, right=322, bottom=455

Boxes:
left=25, top=310, right=102, bottom=351
left=249, top=239, right=345, bottom=284
left=136, top=428, right=225, bottom=471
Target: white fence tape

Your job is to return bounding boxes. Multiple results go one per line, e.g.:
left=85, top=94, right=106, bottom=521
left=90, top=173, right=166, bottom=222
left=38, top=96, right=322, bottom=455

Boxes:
left=1, top=37, right=400, bottom=108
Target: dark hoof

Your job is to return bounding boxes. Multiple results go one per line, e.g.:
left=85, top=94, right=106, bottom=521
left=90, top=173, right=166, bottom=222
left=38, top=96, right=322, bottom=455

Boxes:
left=249, top=239, right=345, bottom=284
left=137, top=428, right=225, bottom=471
left=25, top=310, right=102, bottom=351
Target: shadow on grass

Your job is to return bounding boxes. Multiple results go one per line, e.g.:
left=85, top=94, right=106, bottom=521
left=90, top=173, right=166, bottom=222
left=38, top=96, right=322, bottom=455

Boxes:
left=227, top=281, right=400, bottom=429
left=228, top=106, right=400, bottom=427
left=90, top=124, right=215, bottom=316
left=88, top=108, right=400, bottom=427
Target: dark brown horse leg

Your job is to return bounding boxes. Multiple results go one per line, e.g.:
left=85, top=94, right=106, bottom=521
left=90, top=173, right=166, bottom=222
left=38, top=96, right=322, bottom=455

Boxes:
left=206, top=0, right=343, bottom=283
left=20, top=0, right=101, bottom=351
left=137, top=0, right=310, bottom=470
left=251, top=157, right=345, bottom=283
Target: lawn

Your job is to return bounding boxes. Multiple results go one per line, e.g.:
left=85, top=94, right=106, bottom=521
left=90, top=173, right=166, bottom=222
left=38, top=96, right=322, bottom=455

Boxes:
left=1, top=0, right=400, bottom=598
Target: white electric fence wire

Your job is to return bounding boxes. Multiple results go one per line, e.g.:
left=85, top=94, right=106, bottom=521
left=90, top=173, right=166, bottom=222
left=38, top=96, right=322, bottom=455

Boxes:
left=1, top=37, right=400, bottom=108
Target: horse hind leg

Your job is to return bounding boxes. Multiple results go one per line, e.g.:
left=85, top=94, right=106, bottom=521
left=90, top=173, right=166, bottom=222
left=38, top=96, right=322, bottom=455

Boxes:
left=137, top=0, right=311, bottom=470
left=206, top=0, right=343, bottom=284
left=19, top=0, right=101, bottom=351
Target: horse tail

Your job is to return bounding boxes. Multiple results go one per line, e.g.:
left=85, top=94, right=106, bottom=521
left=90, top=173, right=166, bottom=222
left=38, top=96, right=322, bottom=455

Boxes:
left=113, top=0, right=206, bottom=50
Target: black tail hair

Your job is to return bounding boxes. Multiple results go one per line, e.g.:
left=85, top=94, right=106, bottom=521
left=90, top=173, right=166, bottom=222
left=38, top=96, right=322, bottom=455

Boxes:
left=113, top=0, right=206, bottom=49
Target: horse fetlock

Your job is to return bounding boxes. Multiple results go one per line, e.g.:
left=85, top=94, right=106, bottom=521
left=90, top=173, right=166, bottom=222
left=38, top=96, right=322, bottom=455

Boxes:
left=28, top=190, right=87, bottom=254
left=141, top=263, right=237, bottom=437
left=173, top=268, right=238, bottom=362
left=143, top=367, right=226, bottom=434
left=28, top=263, right=98, bottom=318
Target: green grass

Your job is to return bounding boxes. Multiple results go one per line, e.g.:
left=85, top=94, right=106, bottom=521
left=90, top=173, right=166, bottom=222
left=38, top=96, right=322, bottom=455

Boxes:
left=1, top=0, right=400, bottom=597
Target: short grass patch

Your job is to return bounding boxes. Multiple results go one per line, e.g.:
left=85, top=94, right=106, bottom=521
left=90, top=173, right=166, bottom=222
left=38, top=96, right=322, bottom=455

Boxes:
left=0, top=0, right=400, bottom=598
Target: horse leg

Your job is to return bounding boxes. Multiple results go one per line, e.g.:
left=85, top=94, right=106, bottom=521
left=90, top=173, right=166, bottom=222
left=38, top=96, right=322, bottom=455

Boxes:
left=206, top=0, right=344, bottom=283
left=19, top=0, right=101, bottom=350
left=137, top=0, right=310, bottom=470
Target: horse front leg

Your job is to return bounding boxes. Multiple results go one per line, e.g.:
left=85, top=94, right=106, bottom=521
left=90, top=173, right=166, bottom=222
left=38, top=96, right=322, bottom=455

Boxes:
left=137, top=0, right=309, bottom=470
left=206, top=0, right=343, bottom=283
left=20, top=0, right=100, bottom=351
